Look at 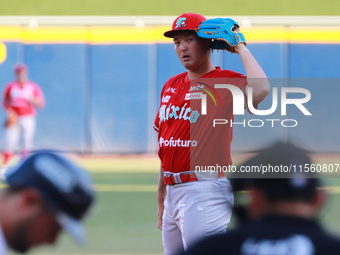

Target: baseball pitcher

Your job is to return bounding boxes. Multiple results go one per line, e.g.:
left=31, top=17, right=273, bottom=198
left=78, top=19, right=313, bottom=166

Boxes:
left=154, top=13, right=270, bottom=255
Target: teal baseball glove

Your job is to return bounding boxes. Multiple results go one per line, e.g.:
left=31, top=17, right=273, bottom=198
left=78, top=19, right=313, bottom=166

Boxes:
left=196, top=18, right=246, bottom=53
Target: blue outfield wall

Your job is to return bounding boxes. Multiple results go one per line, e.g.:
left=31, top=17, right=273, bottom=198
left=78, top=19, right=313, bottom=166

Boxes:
left=0, top=40, right=339, bottom=153
left=25, top=44, right=88, bottom=151
left=90, top=44, right=150, bottom=153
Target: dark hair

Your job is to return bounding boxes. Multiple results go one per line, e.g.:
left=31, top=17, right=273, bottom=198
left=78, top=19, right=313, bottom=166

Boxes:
left=4, top=186, right=26, bottom=194
left=232, top=142, right=320, bottom=203
left=252, top=178, right=319, bottom=203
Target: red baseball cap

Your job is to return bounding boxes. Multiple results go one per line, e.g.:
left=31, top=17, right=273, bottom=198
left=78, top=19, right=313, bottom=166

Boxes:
left=14, top=63, right=27, bottom=73
left=164, top=13, right=206, bottom=38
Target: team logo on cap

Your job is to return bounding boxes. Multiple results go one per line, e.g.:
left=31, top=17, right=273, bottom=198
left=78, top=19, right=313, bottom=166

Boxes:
left=175, top=17, right=187, bottom=29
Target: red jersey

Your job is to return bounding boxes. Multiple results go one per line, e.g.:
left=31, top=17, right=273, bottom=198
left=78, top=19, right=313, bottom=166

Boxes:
left=3, top=80, right=45, bottom=116
left=154, top=67, right=258, bottom=173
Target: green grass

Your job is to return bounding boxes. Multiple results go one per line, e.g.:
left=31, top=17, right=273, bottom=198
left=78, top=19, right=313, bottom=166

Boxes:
left=0, top=0, right=339, bottom=16
left=30, top=189, right=163, bottom=255
left=6, top=155, right=340, bottom=254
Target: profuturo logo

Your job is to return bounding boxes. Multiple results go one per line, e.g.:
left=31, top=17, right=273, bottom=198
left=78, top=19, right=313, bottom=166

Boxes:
left=159, top=137, right=198, bottom=147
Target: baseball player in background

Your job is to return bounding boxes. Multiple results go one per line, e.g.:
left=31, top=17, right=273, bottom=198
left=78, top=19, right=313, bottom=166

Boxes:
left=154, top=13, right=270, bottom=255
left=1, top=64, right=45, bottom=175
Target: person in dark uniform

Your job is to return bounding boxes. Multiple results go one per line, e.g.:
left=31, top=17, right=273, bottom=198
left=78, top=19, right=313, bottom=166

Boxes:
left=0, top=151, right=94, bottom=254
left=179, top=142, right=340, bottom=255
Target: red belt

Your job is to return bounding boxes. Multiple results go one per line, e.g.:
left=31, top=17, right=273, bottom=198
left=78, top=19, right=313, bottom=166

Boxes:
left=163, top=171, right=225, bottom=186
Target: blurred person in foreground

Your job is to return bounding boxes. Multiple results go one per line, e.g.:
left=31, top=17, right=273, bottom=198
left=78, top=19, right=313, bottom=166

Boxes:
left=1, top=63, right=45, bottom=175
left=0, top=151, right=94, bottom=254
left=180, top=142, right=340, bottom=255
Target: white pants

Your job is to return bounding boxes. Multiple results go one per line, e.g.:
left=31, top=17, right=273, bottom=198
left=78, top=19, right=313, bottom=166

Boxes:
left=5, top=116, right=36, bottom=152
left=162, top=178, right=234, bottom=255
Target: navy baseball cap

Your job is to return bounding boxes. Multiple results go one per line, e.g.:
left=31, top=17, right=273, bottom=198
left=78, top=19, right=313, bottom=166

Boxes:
left=4, top=151, right=95, bottom=245
left=231, top=142, right=319, bottom=202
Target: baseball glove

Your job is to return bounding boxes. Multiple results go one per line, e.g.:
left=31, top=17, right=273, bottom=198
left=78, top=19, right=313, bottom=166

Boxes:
left=4, top=112, right=17, bottom=127
left=196, top=18, right=246, bottom=53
